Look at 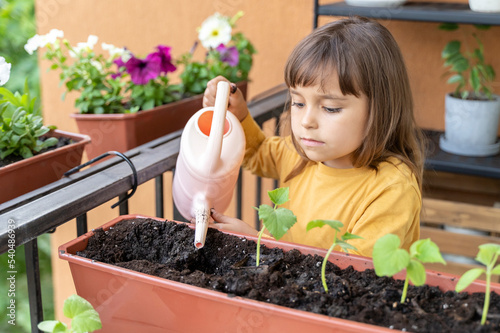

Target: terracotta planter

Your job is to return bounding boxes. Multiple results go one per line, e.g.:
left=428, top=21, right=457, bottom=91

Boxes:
left=71, top=82, right=248, bottom=159
left=59, top=214, right=500, bottom=333
left=0, top=130, right=90, bottom=203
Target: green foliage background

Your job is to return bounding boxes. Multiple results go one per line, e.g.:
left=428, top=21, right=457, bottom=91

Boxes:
left=1, top=1, right=54, bottom=332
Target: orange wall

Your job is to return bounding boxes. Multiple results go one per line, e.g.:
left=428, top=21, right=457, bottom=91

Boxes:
left=34, top=0, right=500, bottom=322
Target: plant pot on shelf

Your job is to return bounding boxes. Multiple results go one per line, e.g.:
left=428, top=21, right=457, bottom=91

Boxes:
left=71, top=81, right=248, bottom=159
left=59, top=215, right=500, bottom=333
left=469, top=0, right=500, bottom=12
left=439, top=93, right=500, bottom=157
left=0, top=129, right=90, bottom=204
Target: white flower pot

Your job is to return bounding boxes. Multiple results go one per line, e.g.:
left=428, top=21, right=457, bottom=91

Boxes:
left=440, top=93, right=500, bottom=157
left=469, top=0, right=500, bottom=12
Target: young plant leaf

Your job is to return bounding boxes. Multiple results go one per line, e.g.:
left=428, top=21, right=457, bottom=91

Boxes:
left=257, top=205, right=297, bottom=240
left=406, top=260, right=426, bottom=286
left=455, top=267, right=485, bottom=293
left=410, top=238, right=446, bottom=264
left=267, top=187, right=290, bottom=206
left=38, top=320, right=67, bottom=333
left=63, top=294, right=102, bottom=333
left=306, top=219, right=343, bottom=232
left=373, top=234, right=410, bottom=277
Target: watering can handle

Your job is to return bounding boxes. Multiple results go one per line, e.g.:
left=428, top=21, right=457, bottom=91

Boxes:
left=202, top=81, right=230, bottom=173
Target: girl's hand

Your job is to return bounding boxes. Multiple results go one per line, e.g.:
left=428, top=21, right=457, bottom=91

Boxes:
left=209, top=209, right=258, bottom=236
left=203, top=76, right=249, bottom=122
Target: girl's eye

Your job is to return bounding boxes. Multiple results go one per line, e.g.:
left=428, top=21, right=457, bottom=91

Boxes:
left=291, top=102, right=305, bottom=108
left=324, top=107, right=342, bottom=113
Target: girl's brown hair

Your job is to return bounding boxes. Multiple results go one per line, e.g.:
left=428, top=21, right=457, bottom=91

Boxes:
left=283, top=16, right=425, bottom=188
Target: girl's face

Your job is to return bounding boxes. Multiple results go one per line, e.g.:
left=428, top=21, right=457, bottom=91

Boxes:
left=290, top=76, right=369, bottom=169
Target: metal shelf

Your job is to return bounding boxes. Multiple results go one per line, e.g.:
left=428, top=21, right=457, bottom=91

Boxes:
left=316, top=2, right=500, bottom=26
left=424, top=130, right=500, bottom=179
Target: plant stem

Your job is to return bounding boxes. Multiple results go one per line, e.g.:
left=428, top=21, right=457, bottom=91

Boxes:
left=255, top=225, right=266, bottom=267
left=401, top=276, right=409, bottom=303
left=322, top=241, right=336, bottom=293
left=482, top=271, right=491, bottom=325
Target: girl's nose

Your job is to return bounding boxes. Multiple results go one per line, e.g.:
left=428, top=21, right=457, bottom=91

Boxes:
left=301, top=107, right=318, bottom=129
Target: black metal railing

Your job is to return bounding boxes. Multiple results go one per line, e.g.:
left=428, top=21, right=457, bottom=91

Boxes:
left=0, top=84, right=288, bottom=333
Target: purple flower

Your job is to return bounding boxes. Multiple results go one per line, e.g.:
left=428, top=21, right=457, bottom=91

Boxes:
left=111, top=57, right=126, bottom=79
left=155, top=45, right=176, bottom=74
left=216, top=44, right=239, bottom=67
left=124, top=54, right=161, bottom=85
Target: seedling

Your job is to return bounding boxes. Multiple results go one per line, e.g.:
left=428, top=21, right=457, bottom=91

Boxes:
left=306, top=219, right=362, bottom=292
left=254, top=187, right=297, bottom=266
left=373, top=234, right=446, bottom=303
left=455, top=243, right=500, bottom=325
left=38, top=294, right=102, bottom=333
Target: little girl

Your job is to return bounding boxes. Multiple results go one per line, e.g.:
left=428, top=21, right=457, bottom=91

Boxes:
left=203, top=16, right=425, bottom=257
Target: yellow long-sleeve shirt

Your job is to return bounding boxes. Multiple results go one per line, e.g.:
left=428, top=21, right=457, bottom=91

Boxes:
left=241, top=114, right=421, bottom=257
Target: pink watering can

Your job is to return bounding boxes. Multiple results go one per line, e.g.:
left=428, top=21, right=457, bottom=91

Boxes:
left=172, top=81, right=245, bottom=249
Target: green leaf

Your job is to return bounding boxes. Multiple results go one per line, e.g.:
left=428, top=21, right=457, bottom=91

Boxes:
left=476, top=243, right=500, bottom=266
left=38, top=320, right=67, bottom=332
left=258, top=205, right=297, bottom=240
left=267, top=187, right=289, bottom=206
left=407, top=260, right=426, bottom=286
left=447, top=74, right=463, bottom=84
left=439, top=23, right=459, bottom=31
left=456, top=268, right=485, bottom=292
left=306, top=219, right=343, bottom=232
left=410, top=238, right=446, bottom=264
left=441, top=41, right=461, bottom=59
left=373, top=234, right=410, bottom=277
left=341, top=231, right=363, bottom=241
left=71, top=309, right=102, bottom=333
left=492, top=264, right=500, bottom=275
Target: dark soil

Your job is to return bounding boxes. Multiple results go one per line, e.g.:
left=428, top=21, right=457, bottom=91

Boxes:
left=78, top=218, right=500, bottom=333
left=0, top=136, right=73, bottom=168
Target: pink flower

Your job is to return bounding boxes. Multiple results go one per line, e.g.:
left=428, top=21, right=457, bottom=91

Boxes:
left=155, top=45, right=176, bottom=74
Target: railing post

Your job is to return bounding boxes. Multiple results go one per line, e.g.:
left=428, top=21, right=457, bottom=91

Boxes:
left=76, top=214, right=88, bottom=236
left=25, top=239, right=43, bottom=333
left=118, top=193, right=129, bottom=215
left=155, top=174, right=164, bottom=218
left=236, top=168, right=243, bottom=220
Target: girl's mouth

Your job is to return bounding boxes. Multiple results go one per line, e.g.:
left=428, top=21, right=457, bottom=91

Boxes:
left=301, top=137, right=324, bottom=147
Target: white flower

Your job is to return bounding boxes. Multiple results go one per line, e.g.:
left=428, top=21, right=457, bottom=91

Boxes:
left=0, top=56, right=11, bottom=86
left=198, top=12, right=232, bottom=49
left=70, top=35, right=99, bottom=58
left=24, top=29, right=64, bottom=55
left=90, top=59, right=103, bottom=72
left=102, top=42, right=128, bottom=59
left=24, top=34, right=42, bottom=55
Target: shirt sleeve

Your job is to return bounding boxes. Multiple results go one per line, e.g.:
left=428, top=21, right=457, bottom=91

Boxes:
left=240, top=114, right=288, bottom=180
left=346, top=182, right=421, bottom=258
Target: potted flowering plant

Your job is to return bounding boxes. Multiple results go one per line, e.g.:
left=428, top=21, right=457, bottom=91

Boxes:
left=0, top=56, right=89, bottom=203
left=179, top=11, right=256, bottom=96
left=25, top=29, right=202, bottom=158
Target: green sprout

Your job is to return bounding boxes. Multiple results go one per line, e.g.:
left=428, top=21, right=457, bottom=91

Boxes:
left=38, top=294, right=102, bottom=333
left=306, top=220, right=362, bottom=292
left=373, top=234, right=446, bottom=303
left=455, top=243, right=500, bottom=325
left=255, top=187, right=297, bottom=266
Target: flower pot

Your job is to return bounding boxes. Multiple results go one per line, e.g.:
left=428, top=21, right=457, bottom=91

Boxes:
left=59, top=215, right=500, bottom=332
left=71, top=81, right=248, bottom=159
left=469, top=0, right=500, bottom=12
left=0, top=130, right=90, bottom=203
left=440, top=93, right=500, bottom=157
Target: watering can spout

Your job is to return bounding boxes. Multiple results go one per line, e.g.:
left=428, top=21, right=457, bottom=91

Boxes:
left=193, top=193, right=210, bottom=249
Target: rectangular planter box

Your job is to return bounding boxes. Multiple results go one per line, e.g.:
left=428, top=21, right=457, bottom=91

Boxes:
left=0, top=129, right=90, bottom=204
left=72, top=82, right=248, bottom=159
left=59, top=214, right=498, bottom=333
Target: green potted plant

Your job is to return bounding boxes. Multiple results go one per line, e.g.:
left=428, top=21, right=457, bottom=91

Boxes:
left=439, top=23, right=500, bottom=157
left=59, top=214, right=500, bottom=332
left=0, top=56, right=89, bottom=204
